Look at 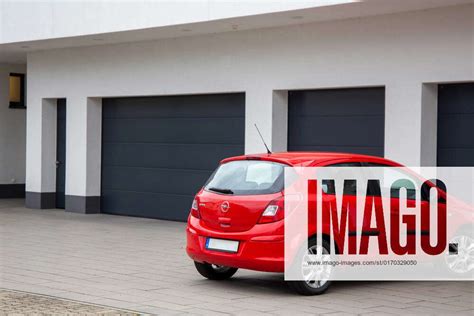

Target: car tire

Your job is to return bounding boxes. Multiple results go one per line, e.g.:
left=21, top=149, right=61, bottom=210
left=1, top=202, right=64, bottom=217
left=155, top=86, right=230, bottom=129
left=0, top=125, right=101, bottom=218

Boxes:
left=443, top=228, right=473, bottom=277
left=287, top=239, right=333, bottom=295
left=194, top=261, right=238, bottom=280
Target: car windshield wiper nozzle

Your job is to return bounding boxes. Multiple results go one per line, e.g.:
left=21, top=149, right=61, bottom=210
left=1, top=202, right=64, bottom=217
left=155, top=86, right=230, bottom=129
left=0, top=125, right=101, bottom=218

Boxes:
left=208, top=187, right=234, bottom=194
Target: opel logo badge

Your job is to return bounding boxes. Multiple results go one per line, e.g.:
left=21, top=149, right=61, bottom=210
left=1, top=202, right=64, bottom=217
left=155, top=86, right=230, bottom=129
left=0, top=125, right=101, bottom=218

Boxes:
left=221, top=201, right=230, bottom=213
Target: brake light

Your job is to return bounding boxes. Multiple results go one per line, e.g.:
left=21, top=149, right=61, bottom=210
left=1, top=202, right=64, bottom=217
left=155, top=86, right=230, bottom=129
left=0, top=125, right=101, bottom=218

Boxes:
left=258, top=196, right=284, bottom=224
left=190, top=198, right=200, bottom=218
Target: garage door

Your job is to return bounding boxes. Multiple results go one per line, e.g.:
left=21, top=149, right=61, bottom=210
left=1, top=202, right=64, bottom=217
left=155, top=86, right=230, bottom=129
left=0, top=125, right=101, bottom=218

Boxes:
left=437, top=83, right=474, bottom=166
left=101, top=93, right=245, bottom=221
left=288, top=88, right=385, bottom=156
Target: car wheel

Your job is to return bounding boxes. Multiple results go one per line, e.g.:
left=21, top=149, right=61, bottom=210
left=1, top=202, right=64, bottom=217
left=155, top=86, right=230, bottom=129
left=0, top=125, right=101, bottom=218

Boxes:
left=194, top=261, right=238, bottom=280
left=287, top=239, right=333, bottom=295
left=444, top=230, right=473, bottom=277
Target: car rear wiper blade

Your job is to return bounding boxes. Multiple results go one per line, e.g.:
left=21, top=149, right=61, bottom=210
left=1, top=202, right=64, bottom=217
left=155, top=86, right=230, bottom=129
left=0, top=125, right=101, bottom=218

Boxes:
left=208, top=187, right=234, bottom=194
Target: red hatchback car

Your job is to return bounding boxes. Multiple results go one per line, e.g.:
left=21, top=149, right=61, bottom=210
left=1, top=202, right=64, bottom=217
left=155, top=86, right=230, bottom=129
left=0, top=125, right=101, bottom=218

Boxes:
left=186, top=152, right=472, bottom=295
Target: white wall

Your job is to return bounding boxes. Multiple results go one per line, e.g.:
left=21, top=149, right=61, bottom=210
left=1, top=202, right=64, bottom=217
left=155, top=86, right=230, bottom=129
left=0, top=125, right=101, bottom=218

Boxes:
left=26, top=5, right=474, bottom=196
left=0, top=63, right=26, bottom=185
left=0, top=0, right=351, bottom=44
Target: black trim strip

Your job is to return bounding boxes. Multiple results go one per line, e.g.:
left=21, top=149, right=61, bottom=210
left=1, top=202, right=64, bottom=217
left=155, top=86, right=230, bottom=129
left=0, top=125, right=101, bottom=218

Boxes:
left=65, top=195, right=100, bottom=214
left=348, top=230, right=429, bottom=236
left=349, top=231, right=380, bottom=236
left=25, top=192, right=55, bottom=209
left=0, top=184, right=25, bottom=198
left=407, top=230, right=430, bottom=235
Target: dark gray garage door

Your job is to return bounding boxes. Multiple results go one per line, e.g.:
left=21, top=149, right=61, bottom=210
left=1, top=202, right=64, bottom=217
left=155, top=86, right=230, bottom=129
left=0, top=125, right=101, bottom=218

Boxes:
left=437, top=83, right=474, bottom=166
left=288, top=88, right=385, bottom=157
left=101, top=93, right=245, bottom=221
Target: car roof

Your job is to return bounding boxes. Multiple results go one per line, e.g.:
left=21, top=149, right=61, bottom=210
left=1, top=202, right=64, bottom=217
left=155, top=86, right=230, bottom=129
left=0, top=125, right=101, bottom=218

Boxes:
left=221, top=151, right=402, bottom=167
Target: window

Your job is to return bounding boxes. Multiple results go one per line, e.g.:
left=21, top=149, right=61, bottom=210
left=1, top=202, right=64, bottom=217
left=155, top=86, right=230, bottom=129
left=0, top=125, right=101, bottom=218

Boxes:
left=205, top=160, right=286, bottom=195
left=365, top=163, right=420, bottom=200
left=322, top=162, right=362, bottom=195
left=9, top=73, right=26, bottom=109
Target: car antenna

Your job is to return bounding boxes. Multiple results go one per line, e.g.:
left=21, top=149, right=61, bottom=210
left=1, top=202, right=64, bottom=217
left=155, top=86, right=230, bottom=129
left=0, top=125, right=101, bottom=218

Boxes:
left=254, top=124, right=272, bottom=154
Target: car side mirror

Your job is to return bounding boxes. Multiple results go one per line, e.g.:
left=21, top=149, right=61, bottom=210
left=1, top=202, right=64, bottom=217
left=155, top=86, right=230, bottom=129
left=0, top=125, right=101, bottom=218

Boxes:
left=321, top=183, right=328, bottom=194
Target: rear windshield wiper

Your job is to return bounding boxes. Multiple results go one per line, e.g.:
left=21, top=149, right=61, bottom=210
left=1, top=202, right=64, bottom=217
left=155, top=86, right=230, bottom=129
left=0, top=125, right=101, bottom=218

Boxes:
left=207, top=187, right=234, bottom=194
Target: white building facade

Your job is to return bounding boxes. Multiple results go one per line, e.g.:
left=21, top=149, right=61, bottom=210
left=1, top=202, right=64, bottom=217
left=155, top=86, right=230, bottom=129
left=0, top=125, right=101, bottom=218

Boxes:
left=0, top=0, right=472, bottom=219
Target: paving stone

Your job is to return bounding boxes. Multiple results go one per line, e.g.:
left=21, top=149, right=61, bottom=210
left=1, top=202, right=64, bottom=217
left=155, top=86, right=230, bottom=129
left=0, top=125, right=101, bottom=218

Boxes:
left=0, top=289, right=142, bottom=315
left=0, top=199, right=472, bottom=315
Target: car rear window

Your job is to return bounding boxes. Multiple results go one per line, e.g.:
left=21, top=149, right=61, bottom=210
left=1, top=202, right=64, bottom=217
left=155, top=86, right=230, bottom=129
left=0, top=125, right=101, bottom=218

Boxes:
left=204, top=160, right=285, bottom=195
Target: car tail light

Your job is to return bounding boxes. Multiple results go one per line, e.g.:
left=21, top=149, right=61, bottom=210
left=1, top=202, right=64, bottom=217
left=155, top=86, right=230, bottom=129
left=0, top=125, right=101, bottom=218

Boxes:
left=190, top=198, right=200, bottom=218
left=258, top=196, right=284, bottom=224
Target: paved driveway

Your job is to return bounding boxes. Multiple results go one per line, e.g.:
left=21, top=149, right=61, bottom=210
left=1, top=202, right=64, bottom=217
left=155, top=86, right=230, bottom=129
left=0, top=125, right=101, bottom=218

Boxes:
left=0, top=199, right=472, bottom=315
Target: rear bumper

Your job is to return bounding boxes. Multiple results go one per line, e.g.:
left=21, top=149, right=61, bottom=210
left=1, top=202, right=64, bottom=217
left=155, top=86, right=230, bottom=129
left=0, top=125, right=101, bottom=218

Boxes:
left=186, top=216, right=284, bottom=272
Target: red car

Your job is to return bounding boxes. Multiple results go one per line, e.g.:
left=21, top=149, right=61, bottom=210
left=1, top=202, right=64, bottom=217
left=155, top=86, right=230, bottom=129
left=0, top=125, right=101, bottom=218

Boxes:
left=186, top=152, right=472, bottom=295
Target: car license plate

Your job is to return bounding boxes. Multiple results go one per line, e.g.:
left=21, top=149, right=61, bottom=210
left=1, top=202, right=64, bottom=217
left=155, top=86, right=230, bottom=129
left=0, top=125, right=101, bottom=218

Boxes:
left=205, top=238, right=239, bottom=253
